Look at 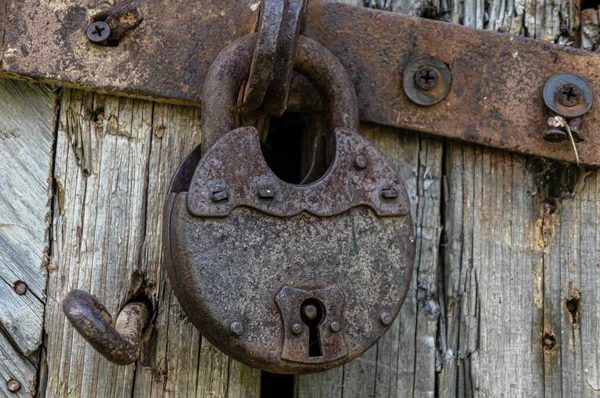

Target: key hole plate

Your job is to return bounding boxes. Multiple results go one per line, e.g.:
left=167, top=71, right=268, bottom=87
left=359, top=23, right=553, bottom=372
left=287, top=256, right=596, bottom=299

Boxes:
left=276, top=285, right=348, bottom=364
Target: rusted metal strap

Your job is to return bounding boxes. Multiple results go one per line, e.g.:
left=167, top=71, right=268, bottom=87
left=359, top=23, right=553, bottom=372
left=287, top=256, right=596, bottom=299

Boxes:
left=2, top=1, right=600, bottom=165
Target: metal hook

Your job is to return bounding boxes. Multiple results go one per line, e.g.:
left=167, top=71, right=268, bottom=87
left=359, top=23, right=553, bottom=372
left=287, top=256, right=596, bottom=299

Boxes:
left=63, top=290, right=151, bottom=365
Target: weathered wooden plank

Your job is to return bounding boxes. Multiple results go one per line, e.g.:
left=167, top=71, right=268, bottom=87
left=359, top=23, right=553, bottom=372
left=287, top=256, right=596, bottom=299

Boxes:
left=0, top=79, right=55, bottom=398
left=43, top=89, right=152, bottom=397
left=0, top=79, right=55, bottom=355
left=0, top=337, right=37, bottom=397
left=439, top=146, right=546, bottom=397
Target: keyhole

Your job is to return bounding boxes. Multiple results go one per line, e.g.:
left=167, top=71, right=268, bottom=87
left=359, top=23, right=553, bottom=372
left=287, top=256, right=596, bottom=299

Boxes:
left=300, top=299, right=325, bottom=357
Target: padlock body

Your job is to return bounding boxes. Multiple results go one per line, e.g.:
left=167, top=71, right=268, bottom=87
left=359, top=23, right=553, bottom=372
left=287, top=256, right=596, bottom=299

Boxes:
left=163, top=127, right=415, bottom=374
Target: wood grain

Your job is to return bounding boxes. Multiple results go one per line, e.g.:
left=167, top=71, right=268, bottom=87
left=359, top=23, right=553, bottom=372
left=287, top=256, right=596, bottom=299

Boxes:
left=42, top=92, right=260, bottom=398
left=0, top=79, right=56, bottom=397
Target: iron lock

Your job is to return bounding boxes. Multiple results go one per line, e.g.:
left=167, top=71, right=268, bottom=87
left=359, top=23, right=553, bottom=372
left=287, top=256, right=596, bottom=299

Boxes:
left=162, top=33, right=415, bottom=374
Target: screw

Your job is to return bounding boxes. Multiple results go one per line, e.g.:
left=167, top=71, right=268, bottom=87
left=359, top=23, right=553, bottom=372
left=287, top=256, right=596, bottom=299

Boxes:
left=557, top=83, right=582, bottom=107
left=212, top=190, right=229, bottom=202
left=258, top=188, right=275, bottom=200
left=414, top=66, right=440, bottom=90
left=381, top=187, right=398, bottom=199
left=354, top=155, right=368, bottom=170
left=86, top=21, right=111, bottom=44
left=330, top=321, right=340, bottom=333
left=13, top=281, right=27, bottom=296
left=379, top=311, right=392, bottom=326
left=291, top=323, right=302, bottom=334
left=6, top=379, right=21, bottom=393
left=230, top=321, right=243, bottom=336
left=302, top=305, right=318, bottom=321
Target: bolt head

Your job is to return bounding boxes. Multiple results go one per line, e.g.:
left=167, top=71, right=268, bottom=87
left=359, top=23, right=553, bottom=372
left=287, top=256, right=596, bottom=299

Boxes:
left=86, top=21, right=111, bottom=44
left=291, top=323, right=302, bottom=334
left=302, top=304, right=318, bottom=321
left=414, top=66, right=440, bottom=91
left=542, top=128, right=568, bottom=143
left=13, top=281, right=27, bottom=295
left=354, top=155, right=368, bottom=170
left=212, top=190, right=229, bottom=202
left=379, top=311, right=392, bottom=326
left=230, top=321, right=244, bottom=336
left=557, top=83, right=582, bottom=107
left=330, top=321, right=340, bottom=332
left=7, top=379, right=21, bottom=393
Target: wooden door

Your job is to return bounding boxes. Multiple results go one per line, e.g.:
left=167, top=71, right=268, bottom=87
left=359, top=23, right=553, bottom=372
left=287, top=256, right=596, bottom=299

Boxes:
left=1, top=0, right=598, bottom=396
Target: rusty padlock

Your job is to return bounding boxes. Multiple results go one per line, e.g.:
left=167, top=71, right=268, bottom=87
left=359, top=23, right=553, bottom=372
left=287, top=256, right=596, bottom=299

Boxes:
left=163, top=33, right=415, bottom=374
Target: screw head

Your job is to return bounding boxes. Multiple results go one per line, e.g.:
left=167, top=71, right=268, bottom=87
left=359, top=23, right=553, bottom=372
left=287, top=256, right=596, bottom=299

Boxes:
left=354, top=155, right=368, bottom=170
left=212, top=190, right=229, bottom=202
left=7, top=379, right=21, bottom=393
left=403, top=57, right=451, bottom=106
left=13, top=281, right=28, bottom=295
left=230, top=321, right=244, bottom=336
left=379, top=311, right=392, bottom=326
left=543, top=73, right=593, bottom=118
left=291, top=323, right=302, bottom=334
left=86, top=21, right=111, bottom=44
left=557, top=83, right=582, bottom=107
left=414, top=66, right=440, bottom=90
left=330, top=321, right=340, bottom=332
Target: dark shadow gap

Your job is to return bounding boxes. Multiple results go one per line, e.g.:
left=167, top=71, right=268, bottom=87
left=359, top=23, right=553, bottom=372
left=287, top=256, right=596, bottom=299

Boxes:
left=261, top=372, right=294, bottom=398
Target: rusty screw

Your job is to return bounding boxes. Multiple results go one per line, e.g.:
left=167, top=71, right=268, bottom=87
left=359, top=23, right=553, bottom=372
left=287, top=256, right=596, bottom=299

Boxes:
left=230, top=321, right=244, bottom=336
left=557, top=83, right=582, bottom=107
left=86, top=21, right=111, bottom=44
left=212, top=190, right=229, bottom=202
left=379, top=311, right=392, bottom=326
left=414, top=66, right=440, bottom=91
left=354, top=155, right=368, bottom=170
left=6, top=379, right=21, bottom=393
left=330, top=321, right=340, bottom=333
left=302, top=304, right=318, bottom=321
left=13, top=281, right=28, bottom=295
left=291, top=323, right=302, bottom=334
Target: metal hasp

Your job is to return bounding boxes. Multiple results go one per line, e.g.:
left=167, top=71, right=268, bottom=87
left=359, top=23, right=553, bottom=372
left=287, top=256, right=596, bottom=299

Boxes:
left=163, top=33, right=415, bottom=373
left=3, top=1, right=600, bottom=164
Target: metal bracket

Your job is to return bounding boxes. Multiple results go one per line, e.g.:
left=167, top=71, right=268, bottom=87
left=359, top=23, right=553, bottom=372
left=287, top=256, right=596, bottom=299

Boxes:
left=2, top=0, right=600, bottom=164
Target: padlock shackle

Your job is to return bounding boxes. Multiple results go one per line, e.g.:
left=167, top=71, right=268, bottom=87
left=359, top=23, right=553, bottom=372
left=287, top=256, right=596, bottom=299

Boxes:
left=201, top=33, right=360, bottom=155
